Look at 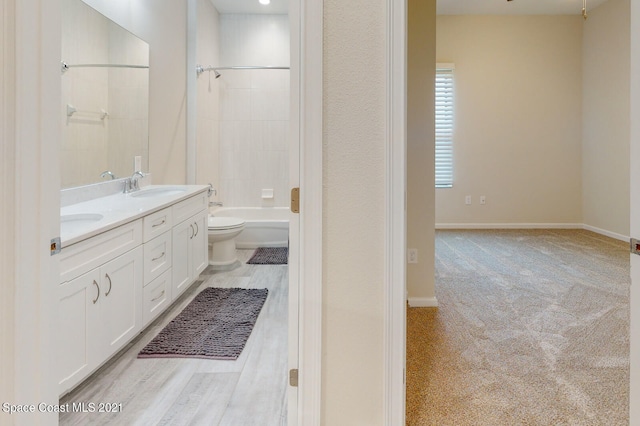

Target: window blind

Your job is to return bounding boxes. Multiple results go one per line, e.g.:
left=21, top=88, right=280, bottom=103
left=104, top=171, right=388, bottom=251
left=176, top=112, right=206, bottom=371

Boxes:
left=435, top=65, right=454, bottom=188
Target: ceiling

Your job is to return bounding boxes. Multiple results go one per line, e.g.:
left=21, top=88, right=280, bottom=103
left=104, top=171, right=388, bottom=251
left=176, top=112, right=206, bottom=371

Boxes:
left=437, top=0, right=609, bottom=15
left=209, top=0, right=288, bottom=14
left=210, top=0, right=609, bottom=16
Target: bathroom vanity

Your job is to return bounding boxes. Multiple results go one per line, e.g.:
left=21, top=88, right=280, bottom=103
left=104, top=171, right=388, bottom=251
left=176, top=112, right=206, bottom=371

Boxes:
left=57, top=184, right=209, bottom=396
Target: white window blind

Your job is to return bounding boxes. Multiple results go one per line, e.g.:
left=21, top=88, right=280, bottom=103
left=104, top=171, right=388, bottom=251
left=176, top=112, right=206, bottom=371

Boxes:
left=435, top=64, right=454, bottom=188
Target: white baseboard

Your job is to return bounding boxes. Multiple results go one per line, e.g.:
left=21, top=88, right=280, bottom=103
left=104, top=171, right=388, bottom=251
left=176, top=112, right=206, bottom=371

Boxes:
left=435, top=222, right=629, bottom=242
left=582, top=224, right=629, bottom=242
left=436, top=223, right=583, bottom=230
left=408, top=297, right=438, bottom=308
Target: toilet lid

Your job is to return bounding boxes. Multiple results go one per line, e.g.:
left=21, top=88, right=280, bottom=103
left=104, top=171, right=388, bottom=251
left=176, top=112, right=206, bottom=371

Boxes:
left=208, top=216, right=245, bottom=230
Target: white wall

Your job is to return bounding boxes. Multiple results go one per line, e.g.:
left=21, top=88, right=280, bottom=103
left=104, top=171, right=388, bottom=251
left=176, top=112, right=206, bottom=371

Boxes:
left=217, top=15, right=290, bottom=207
left=3, top=0, right=61, bottom=423
left=582, top=0, right=630, bottom=238
left=219, top=14, right=290, bottom=67
left=1, top=0, right=17, bottom=413
left=322, top=0, right=387, bottom=422
left=195, top=0, right=220, bottom=191
left=407, top=0, right=437, bottom=306
left=84, top=0, right=188, bottom=184
left=435, top=16, right=583, bottom=226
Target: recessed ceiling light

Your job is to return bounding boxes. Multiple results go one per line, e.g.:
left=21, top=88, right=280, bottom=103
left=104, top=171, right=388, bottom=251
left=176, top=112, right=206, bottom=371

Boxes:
left=259, top=0, right=270, bottom=5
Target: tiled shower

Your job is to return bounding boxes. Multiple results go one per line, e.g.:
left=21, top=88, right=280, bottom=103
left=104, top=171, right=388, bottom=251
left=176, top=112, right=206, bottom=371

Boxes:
left=197, top=11, right=290, bottom=208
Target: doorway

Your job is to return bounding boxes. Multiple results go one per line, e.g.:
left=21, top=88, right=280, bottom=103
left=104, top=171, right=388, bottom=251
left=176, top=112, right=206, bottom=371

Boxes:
left=192, top=0, right=299, bottom=423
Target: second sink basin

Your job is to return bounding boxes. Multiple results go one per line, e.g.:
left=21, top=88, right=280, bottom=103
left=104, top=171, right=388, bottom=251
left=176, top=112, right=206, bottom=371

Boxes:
left=129, top=187, right=187, bottom=198
left=60, top=213, right=104, bottom=233
left=61, top=213, right=104, bottom=225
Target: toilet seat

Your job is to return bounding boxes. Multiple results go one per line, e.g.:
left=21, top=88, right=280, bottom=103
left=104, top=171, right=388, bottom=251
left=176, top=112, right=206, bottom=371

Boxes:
left=208, top=216, right=245, bottom=230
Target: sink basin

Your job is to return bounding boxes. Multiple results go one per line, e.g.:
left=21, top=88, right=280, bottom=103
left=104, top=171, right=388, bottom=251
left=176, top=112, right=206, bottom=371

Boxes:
left=61, top=213, right=104, bottom=225
left=60, top=213, right=104, bottom=233
left=129, top=187, right=187, bottom=198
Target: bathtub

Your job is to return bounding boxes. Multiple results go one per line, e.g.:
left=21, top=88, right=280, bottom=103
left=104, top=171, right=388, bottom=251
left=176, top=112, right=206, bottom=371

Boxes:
left=211, top=207, right=289, bottom=249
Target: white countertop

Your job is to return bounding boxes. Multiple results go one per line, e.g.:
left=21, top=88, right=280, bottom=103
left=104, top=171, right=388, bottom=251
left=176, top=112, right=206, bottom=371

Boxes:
left=60, top=185, right=209, bottom=247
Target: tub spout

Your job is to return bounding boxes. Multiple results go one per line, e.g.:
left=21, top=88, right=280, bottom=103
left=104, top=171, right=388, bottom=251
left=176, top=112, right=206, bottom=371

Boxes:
left=209, top=201, right=223, bottom=207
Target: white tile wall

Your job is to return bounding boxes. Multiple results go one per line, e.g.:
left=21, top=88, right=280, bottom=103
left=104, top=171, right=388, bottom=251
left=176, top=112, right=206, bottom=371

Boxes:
left=209, top=11, right=290, bottom=208
left=61, top=0, right=149, bottom=188
left=61, top=0, right=110, bottom=188
left=219, top=14, right=290, bottom=67
left=196, top=0, right=221, bottom=192
left=218, top=69, right=290, bottom=207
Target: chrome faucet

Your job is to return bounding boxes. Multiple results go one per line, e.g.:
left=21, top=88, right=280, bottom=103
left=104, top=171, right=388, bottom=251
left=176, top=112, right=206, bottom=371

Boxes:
left=124, top=171, right=145, bottom=193
left=209, top=201, right=223, bottom=207
left=100, top=170, right=116, bottom=180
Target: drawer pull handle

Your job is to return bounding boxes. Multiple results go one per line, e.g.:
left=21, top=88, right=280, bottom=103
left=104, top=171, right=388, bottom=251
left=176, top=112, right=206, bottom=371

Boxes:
left=194, top=221, right=199, bottom=237
left=92, top=280, right=100, bottom=304
left=152, top=219, right=166, bottom=228
left=105, top=273, right=112, bottom=297
left=151, top=290, right=165, bottom=302
left=151, top=252, right=165, bottom=262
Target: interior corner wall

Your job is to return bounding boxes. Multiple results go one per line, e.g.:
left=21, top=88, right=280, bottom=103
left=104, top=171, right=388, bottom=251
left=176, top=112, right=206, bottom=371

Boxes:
left=435, top=16, right=583, bottom=226
left=195, top=0, right=220, bottom=190
left=83, top=0, right=188, bottom=184
left=582, top=0, right=630, bottom=238
left=407, top=0, right=436, bottom=305
left=322, top=0, right=386, bottom=422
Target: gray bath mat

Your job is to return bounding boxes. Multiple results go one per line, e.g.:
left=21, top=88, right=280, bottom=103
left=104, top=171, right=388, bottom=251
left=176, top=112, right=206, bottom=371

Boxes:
left=247, top=247, right=288, bottom=265
left=138, top=287, right=268, bottom=360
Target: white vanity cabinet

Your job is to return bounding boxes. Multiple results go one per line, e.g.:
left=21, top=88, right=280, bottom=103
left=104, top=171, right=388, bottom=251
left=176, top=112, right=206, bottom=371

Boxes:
left=58, top=221, right=143, bottom=395
left=142, top=207, right=173, bottom=326
left=172, top=194, right=208, bottom=300
left=58, top=187, right=209, bottom=396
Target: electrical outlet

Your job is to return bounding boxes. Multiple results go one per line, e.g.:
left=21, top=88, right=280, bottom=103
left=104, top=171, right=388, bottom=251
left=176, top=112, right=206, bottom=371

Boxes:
left=480, top=195, right=486, bottom=205
left=465, top=195, right=471, bottom=205
left=408, top=248, right=418, bottom=264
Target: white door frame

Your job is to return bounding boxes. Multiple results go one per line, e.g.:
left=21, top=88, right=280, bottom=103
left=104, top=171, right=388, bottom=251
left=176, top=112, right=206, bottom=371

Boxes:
left=383, top=0, right=407, bottom=423
left=629, top=0, right=639, bottom=422
left=292, top=0, right=323, bottom=424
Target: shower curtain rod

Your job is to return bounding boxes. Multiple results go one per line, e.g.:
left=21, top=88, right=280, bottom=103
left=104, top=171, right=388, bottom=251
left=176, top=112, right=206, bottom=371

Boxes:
left=61, top=62, right=149, bottom=73
left=196, top=65, right=290, bottom=75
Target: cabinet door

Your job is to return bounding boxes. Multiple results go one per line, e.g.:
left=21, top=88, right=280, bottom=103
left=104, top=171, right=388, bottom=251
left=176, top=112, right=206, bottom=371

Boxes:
left=191, top=211, right=208, bottom=277
left=58, top=268, right=101, bottom=395
left=172, top=218, right=193, bottom=299
left=100, top=246, right=143, bottom=358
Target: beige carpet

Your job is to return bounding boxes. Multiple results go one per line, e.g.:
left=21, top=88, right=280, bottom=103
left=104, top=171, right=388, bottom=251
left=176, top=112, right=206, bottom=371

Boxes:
left=407, top=229, right=629, bottom=425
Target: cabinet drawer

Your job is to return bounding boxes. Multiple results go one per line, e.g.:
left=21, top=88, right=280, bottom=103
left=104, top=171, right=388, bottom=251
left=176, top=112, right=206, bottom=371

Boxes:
left=172, top=192, right=207, bottom=224
left=143, top=232, right=172, bottom=285
left=60, top=220, right=143, bottom=283
left=143, top=268, right=172, bottom=326
left=143, top=207, right=173, bottom=243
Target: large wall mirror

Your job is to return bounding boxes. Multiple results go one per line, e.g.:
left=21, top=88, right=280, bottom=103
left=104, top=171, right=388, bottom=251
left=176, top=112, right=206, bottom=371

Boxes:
left=61, top=0, right=149, bottom=189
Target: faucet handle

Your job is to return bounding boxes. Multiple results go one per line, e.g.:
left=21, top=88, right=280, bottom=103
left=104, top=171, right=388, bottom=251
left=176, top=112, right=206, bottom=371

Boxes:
left=130, top=171, right=145, bottom=191
left=208, top=183, right=217, bottom=197
left=100, top=170, right=116, bottom=180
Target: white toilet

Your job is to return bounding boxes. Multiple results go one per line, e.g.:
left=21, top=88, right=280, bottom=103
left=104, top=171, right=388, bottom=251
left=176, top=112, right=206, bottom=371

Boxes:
left=207, top=216, right=245, bottom=267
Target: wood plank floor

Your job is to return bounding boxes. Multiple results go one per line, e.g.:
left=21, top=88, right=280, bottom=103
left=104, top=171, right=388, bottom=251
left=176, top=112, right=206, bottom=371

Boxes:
left=59, top=249, right=288, bottom=426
